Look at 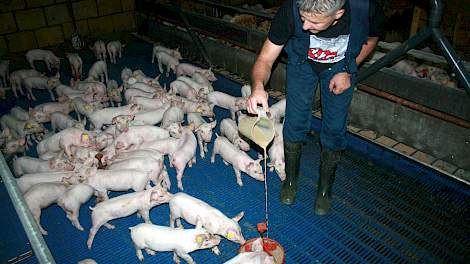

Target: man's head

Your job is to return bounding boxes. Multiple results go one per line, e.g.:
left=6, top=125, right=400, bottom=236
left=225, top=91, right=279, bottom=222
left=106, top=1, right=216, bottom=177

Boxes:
left=297, top=0, right=346, bottom=33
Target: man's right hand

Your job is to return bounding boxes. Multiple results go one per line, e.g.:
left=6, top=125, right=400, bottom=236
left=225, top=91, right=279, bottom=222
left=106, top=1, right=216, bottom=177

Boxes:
left=247, top=86, right=270, bottom=114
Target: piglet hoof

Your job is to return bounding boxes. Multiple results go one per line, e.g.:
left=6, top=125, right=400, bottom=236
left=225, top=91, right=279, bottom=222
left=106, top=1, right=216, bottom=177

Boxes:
left=177, top=182, right=184, bottom=191
left=41, top=230, right=48, bottom=236
left=237, top=181, right=243, bottom=187
left=212, top=246, right=221, bottom=255
left=104, top=223, right=115, bottom=229
left=145, top=248, right=156, bottom=256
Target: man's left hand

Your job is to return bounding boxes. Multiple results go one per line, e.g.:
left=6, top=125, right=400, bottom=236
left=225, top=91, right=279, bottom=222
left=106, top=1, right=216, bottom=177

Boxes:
left=329, top=72, right=351, bottom=95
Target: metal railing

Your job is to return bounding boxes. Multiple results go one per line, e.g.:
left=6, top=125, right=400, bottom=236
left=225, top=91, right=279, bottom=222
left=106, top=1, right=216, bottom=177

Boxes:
left=0, top=153, right=56, bottom=264
left=357, top=0, right=470, bottom=96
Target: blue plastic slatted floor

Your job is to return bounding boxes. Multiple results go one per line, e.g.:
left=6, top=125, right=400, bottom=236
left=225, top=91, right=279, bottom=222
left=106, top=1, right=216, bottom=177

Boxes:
left=1, top=39, right=469, bottom=263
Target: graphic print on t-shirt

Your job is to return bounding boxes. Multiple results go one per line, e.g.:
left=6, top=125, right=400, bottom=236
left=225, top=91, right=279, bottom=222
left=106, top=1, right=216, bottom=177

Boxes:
left=308, top=34, right=350, bottom=63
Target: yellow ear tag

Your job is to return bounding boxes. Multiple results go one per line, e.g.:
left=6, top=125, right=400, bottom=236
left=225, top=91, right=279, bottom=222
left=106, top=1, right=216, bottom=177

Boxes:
left=227, top=232, right=235, bottom=240
left=85, top=105, right=92, bottom=111
left=196, top=235, right=204, bottom=244
left=25, top=123, right=32, bottom=129
left=196, top=106, right=202, bottom=113
left=82, top=133, right=89, bottom=141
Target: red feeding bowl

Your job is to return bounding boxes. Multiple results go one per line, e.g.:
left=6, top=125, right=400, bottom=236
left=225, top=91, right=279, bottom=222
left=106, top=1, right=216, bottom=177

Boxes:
left=239, top=237, right=285, bottom=264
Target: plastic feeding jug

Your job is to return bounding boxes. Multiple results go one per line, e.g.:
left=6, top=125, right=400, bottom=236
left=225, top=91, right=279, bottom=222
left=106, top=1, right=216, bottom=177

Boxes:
left=238, top=109, right=275, bottom=148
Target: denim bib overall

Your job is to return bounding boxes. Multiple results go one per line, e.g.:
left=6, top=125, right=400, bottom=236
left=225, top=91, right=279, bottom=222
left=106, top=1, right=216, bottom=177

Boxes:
left=283, top=0, right=369, bottom=151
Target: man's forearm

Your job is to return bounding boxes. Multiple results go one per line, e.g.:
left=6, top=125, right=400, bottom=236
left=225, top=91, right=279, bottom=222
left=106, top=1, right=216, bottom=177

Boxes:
left=356, top=37, right=379, bottom=65
left=251, top=59, right=273, bottom=91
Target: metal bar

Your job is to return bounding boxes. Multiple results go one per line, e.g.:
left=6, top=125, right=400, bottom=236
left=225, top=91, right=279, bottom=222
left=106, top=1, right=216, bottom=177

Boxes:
left=357, top=27, right=432, bottom=83
left=0, top=153, right=56, bottom=264
left=357, top=84, right=470, bottom=129
left=192, top=0, right=275, bottom=19
left=169, top=2, right=212, bottom=67
left=431, top=28, right=470, bottom=96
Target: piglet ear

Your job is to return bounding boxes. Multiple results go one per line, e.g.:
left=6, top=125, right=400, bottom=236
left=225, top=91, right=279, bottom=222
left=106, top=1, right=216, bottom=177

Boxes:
left=232, top=211, right=244, bottom=222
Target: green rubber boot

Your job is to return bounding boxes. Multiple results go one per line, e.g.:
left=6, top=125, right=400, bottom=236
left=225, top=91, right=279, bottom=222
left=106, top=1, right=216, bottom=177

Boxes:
left=280, top=141, right=302, bottom=205
left=314, top=150, right=342, bottom=215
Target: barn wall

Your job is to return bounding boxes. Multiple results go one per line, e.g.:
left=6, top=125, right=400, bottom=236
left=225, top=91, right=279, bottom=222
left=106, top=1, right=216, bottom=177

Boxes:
left=0, top=0, right=135, bottom=55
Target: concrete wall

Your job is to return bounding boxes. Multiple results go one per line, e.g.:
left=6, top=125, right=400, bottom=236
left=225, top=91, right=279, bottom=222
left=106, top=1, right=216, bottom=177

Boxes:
left=0, top=0, right=135, bottom=55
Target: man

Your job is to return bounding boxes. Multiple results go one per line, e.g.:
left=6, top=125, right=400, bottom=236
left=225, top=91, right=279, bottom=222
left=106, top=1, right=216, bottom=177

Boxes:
left=247, top=0, right=384, bottom=215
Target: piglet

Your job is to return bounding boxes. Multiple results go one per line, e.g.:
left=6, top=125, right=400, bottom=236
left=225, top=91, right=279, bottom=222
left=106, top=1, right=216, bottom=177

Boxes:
left=187, top=113, right=216, bottom=158
left=107, top=156, right=166, bottom=188
left=66, top=53, right=83, bottom=80
left=87, top=61, right=108, bottom=83
left=220, top=118, right=250, bottom=151
left=268, top=123, right=285, bottom=181
left=207, top=91, right=247, bottom=120
left=63, top=167, right=152, bottom=200
left=240, top=84, right=251, bottom=98
left=155, top=51, right=179, bottom=77
left=270, top=98, right=286, bottom=123
left=106, top=80, right=122, bottom=107
left=9, top=69, right=43, bottom=97
left=152, top=45, right=182, bottom=61
left=161, top=105, right=185, bottom=129
left=10, top=106, right=30, bottom=121
left=16, top=171, right=73, bottom=193
left=211, top=135, right=264, bottom=186
left=36, top=128, right=94, bottom=160
left=25, top=49, right=60, bottom=72
left=13, top=156, right=74, bottom=177
left=87, top=104, right=142, bottom=130
left=130, top=221, right=221, bottom=263
left=169, top=192, right=245, bottom=247
left=24, top=182, right=69, bottom=235
left=170, top=126, right=197, bottom=190
left=50, top=112, right=86, bottom=132
left=106, top=40, right=125, bottom=64
left=121, top=67, right=132, bottom=89
left=57, top=183, right=94, bottom=231
left=87, top=187, right=171, bottom=249
left=224, top=238, right=274, bottom=264
left=89, top=40, right=107, bottom=61
left=22, top=75, right=60, bottom=101
left=113, top=125, right=170, bottom=151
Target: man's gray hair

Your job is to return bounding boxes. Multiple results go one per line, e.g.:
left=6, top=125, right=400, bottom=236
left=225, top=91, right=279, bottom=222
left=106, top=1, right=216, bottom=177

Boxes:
left=297, top=0, right=346, bottom=16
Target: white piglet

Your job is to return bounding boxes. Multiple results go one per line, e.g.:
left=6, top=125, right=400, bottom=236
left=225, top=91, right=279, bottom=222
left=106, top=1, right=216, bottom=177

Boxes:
left=207, top=91, right=247, bottom=120
left=106, top=40, right=125, bottom=64
left=90, top=40, right=107, bottom=61
left=57, top=183, right=94, bottom=231
left=87, top=60, right=108, bottom=83
left=155, top=51, right=179, bottom=77
left=130, top=221, right=221, bottom=263
left=220, top=118, right=250, bottom=151
left=66, top=53, right=83, bottom=80
left=211, top=135, right=264, bottom=186
left=169, top=192, right=245, bottom=246
left=25, top=49, right=60, bottom=72
left=187, top=113, right=216, bottom=159
left=86, top=187, right=171, bottom=249
left=24, top=182, right=69, bottom=235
